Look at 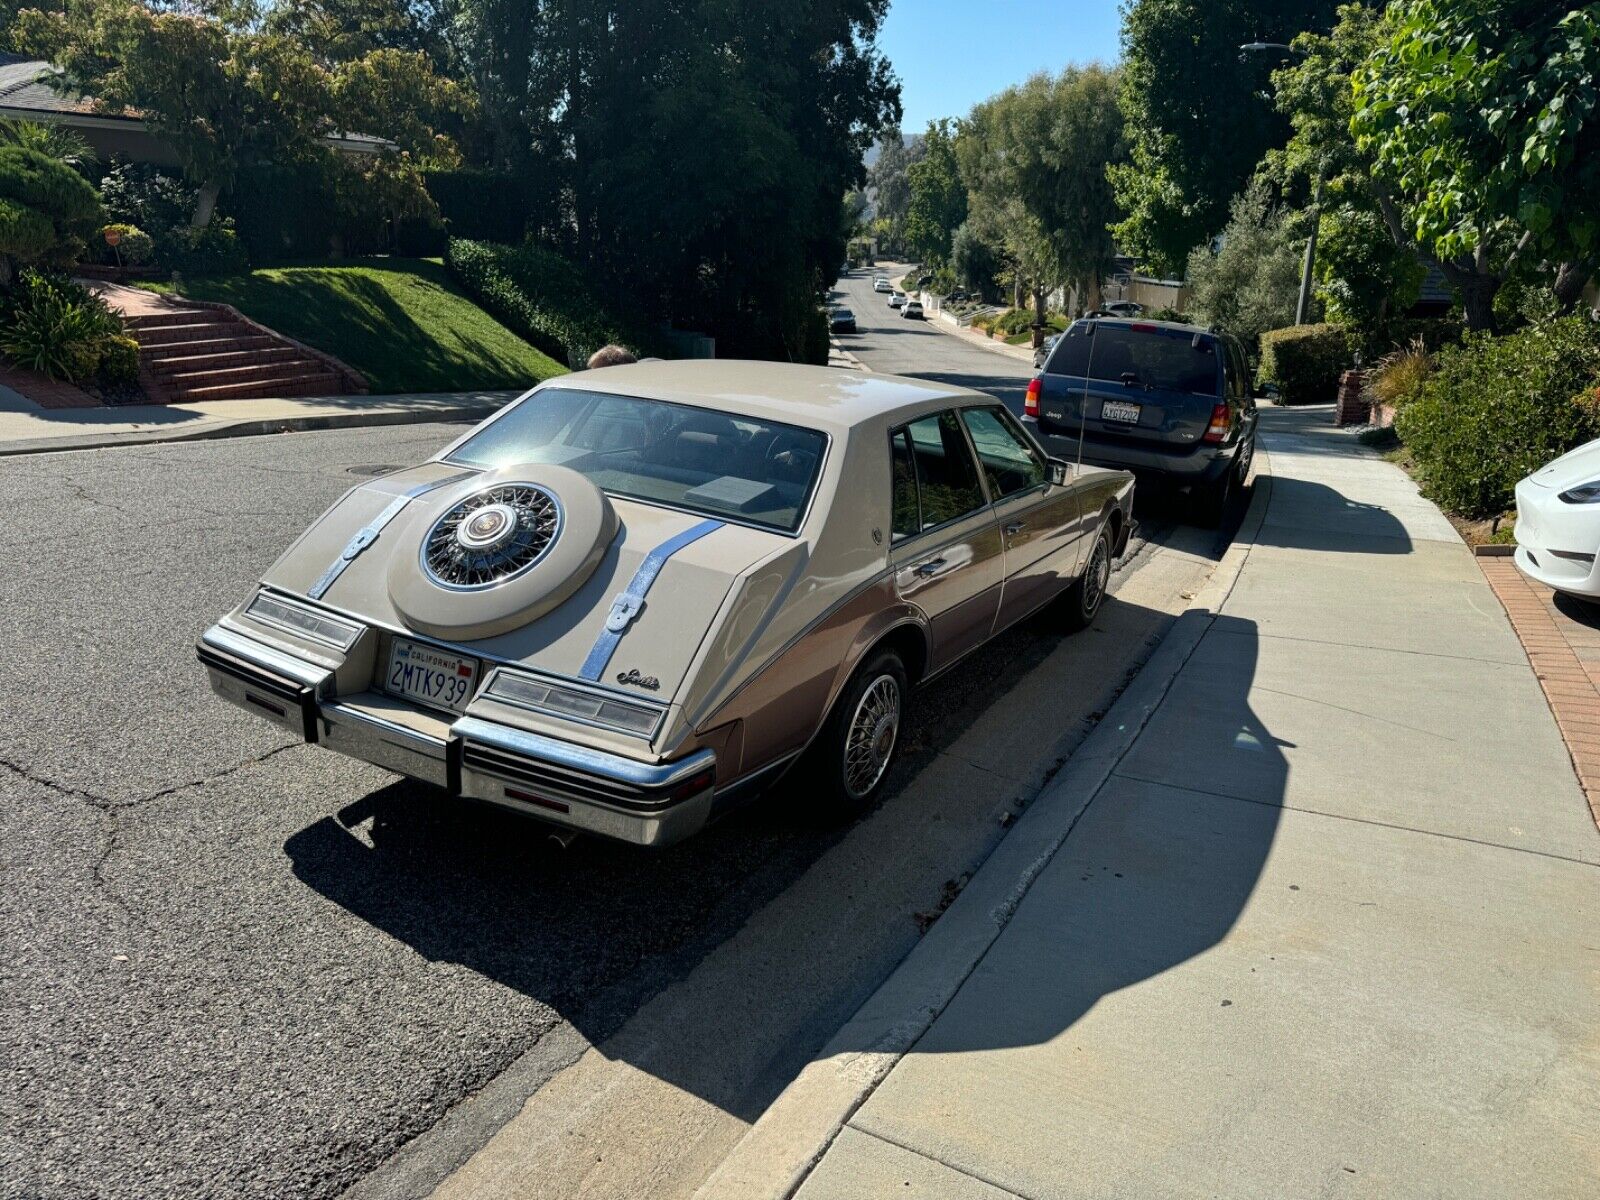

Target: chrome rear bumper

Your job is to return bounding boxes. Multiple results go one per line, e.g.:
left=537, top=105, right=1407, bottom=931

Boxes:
left=197, top=625, right=717, bottom=846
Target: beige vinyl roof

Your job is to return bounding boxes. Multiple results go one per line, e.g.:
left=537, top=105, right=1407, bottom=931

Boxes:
left=547, top=360, right=986, bottom=435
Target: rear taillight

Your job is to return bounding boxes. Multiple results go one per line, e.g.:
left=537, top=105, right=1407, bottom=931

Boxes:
left=1025, top=377, right=1041, bottom=418
left=1202, top=403, right=1231, bottom=443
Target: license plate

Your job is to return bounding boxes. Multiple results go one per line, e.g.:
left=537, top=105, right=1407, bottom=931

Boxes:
left=384, top=638, right=479, bottom=713
left=1102, top=400, right=1141, bottom=424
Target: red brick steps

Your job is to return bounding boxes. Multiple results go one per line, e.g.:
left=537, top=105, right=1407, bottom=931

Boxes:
left=120, top=304, right=364, bottom=403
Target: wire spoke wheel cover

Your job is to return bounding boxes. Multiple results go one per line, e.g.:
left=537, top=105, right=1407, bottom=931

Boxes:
left=1083, top=534, right=1109, bottom=615
left=843, top=673, right=901, bottom=799
left=388, top=464, right=618, bottom=641
left=424, top=485, right=562, bottom=589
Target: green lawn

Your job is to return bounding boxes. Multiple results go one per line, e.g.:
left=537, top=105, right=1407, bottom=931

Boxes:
left=141, top=258, right=567, bottom=394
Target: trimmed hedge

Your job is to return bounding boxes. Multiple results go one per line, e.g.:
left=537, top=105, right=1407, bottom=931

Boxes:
left=446, top=238, right=649, bottom=367
left=1257, top=323, right=1353, bottom=405
left=1395, top=316, right=1600, bottom=519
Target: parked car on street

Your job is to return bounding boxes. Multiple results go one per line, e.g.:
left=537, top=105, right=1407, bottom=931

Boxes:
left=1102, top=301, right=1144, bottom=318
left=873, top=278, right=891, bottom=293
left=830, top=307, right=857, bottom=333
left=902, top=300, right=924, bottom=320
left=198, top=362, right=1135, bottom=846
left=1514, top=439, right=1600, bottom=600
left=1033, top=333, right=1060, bottom=371
left=1024, top=317, right=1256, bottom=525
left=888, top=291, right=907, bottom=308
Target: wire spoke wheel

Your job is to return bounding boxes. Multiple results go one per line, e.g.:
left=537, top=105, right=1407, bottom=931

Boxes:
left=843, top=673, right=901, bottom=800
left=1082, top=534, right=1110, bottom=616
left=423, top=483, right=562, bottom=589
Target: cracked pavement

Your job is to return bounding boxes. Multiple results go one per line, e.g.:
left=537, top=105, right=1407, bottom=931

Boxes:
left=1, top=368, right=1223, bottom=1198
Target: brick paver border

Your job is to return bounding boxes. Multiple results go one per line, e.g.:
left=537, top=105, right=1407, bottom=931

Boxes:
left=1480, top=557, right=1600, bottom=830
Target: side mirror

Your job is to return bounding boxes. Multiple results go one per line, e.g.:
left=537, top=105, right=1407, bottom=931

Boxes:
left=1048, top=457, right=1071, bottom=486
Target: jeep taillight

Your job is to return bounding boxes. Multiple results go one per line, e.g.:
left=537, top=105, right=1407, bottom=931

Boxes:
left=1202, top=402, right=1230, bottom=443
left=1025, top=377, right=1041, bottom=418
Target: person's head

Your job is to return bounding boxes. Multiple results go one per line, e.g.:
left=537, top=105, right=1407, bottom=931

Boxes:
left=586, top=344, right=636, bottom=369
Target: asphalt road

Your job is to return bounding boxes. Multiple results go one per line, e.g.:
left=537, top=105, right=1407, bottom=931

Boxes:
left=1, top=293, right=1230, bottom=1200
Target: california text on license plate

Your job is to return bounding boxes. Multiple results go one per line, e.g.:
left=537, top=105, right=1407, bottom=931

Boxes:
left=385, top=637, right=479, bottom=713
left=1102, top=400, right=1141, bottom=424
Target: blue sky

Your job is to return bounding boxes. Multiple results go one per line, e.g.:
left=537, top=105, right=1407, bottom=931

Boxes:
left=877, top=1, right=1124, bottom=132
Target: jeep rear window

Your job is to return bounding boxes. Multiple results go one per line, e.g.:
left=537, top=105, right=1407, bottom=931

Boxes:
left=1047, top=324, right=1220, bottom=396
left=447, top=388, right=827, bottom=533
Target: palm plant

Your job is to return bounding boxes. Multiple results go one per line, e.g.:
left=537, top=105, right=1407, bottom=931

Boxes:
left=0, top=118, right=98, bottom=172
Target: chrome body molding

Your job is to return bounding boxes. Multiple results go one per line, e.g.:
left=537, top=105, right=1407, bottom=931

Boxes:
left=197, top=626, right=722, bottom=846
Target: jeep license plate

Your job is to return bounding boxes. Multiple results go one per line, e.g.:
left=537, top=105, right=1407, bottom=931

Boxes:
left=1102, top=400, right=1141, bottom=424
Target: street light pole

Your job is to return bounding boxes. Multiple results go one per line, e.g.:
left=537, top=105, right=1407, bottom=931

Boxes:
left=1241, top=40, right=1319, bottom=326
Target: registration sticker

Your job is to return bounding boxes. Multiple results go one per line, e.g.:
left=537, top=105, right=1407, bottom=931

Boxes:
left=384, top=637, right=479, bottom=713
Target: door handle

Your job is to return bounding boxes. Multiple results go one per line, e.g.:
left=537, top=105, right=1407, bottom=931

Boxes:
left=1004, top=521, right=1026, bottom=535
left=912, top=557, right=947, bottom=577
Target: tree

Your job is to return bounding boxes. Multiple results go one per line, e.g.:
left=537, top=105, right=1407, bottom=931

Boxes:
left=1185, top=180, right=1305, bottom=350
left=0, top=117, right=96, bottom=172
left=950, top=221, right=1001, bottom=297
left=866, top=125, right=923, bottom=251
left=1111, top=0, right=1340, bottom=275
left=1313, top=205, right=1423, bottom=332
left=1352, top=0, right=1600, bottom=324
left=903, top=118, right=965, bottom=266
left=959, top=66, right=1126, bottom=321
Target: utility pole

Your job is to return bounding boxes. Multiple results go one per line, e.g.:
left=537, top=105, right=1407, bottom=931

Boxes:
left=1296, top=170, right=1324, bottom=327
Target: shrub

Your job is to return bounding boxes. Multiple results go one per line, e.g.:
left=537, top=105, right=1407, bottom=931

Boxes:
left=395, top=214, right=447, bottom=258
left=165, top=221, right=248, bottom=276
left=99, top=160, right=196, bottom=236
left=97, top=333, right=140, bottom=384
left=1257, top=323, right=1354, bottom=405
left=0, top=145, right=103, bottom=267
left=1395, top=317, right=1600, bottom=518
left=0, top=270, right=124, bottom=380
left=1366, top=339, right=1432, bottom=411
left=424, top=168, right=556, bottom=244
left=993, top=307, right=1035, bottom=336
left=1185, top=181, right=1302, bottom=353
left=447, top=238, right=650, bottom=366
left=99, top=222, right=154, bottom=266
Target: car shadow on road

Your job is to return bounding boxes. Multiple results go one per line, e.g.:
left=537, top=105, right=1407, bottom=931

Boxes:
left=281, top=600, right=1278, bottom=1132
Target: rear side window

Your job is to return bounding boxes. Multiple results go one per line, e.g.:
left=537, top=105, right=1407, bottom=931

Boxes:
left=1046, top=324, right=1221, bottom=396
left=891, top=411, right=987, bottom=538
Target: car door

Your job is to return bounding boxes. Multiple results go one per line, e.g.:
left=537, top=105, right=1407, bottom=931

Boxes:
left=890, top=410, right=1005, bottom=672
left=960, top=405, right=1084, bottom=628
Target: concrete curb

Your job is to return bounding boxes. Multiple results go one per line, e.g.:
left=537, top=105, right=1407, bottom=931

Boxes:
left=0, top=401, right=506, bottom=458
left=694, top=455, right=1275, bottom=1200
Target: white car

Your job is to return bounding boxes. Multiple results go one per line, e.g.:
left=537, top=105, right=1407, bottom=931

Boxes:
left=1514, top=438, right=1600, bottom=598
left=873, top=278, right=891, bottom=293
left=888, top=291, right=907, bottom=308
left=902, top=300, right=924, bottom=319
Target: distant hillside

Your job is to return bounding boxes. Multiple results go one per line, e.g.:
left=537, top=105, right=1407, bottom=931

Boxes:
left=864, top=130, right=924, bottom=170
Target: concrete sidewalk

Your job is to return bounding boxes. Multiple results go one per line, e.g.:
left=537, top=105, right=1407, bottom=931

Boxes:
left=0, top=386, right=522, bottom=456
left=701, top=405, right=1600, bottom=1199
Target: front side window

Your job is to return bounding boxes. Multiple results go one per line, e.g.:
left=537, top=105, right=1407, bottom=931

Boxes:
left=447, top=388, right=827, bottom=533
left=961, top=407, right=1047, bottom=499
left=894, top=410, right=988, bottom=534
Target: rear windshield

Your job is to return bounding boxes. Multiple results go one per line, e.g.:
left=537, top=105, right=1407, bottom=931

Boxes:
left=1047, top=324, right=1220, bottom=396
left=446, top=388, right=826, bottom=532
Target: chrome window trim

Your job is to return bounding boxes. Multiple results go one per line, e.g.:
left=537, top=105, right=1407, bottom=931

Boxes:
left=481, top=665, right=666, bottom=740
left=247, top=589, right=363, bottom=651
left=452, top=715, right=714, bottom=789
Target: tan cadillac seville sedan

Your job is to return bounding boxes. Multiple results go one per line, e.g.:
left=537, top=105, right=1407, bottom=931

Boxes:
left=198, top=361, right=1134, bottom=845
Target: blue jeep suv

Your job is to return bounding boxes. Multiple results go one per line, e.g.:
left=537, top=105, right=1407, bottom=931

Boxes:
left=1023, top=318, right=1257, bottom=524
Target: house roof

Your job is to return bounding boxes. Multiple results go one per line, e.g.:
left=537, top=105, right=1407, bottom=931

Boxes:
left=0, top=53, right=135, bottom=119
left=0, top=54, right=390, bottom=152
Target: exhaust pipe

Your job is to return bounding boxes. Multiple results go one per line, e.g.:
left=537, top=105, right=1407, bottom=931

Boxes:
left=546, top=827, right=579, bottom=851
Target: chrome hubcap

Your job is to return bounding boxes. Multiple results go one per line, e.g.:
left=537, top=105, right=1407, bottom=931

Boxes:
left=1084, top=537, right=1109, bottom=614
left=844, top=674, right=901, bottom=799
